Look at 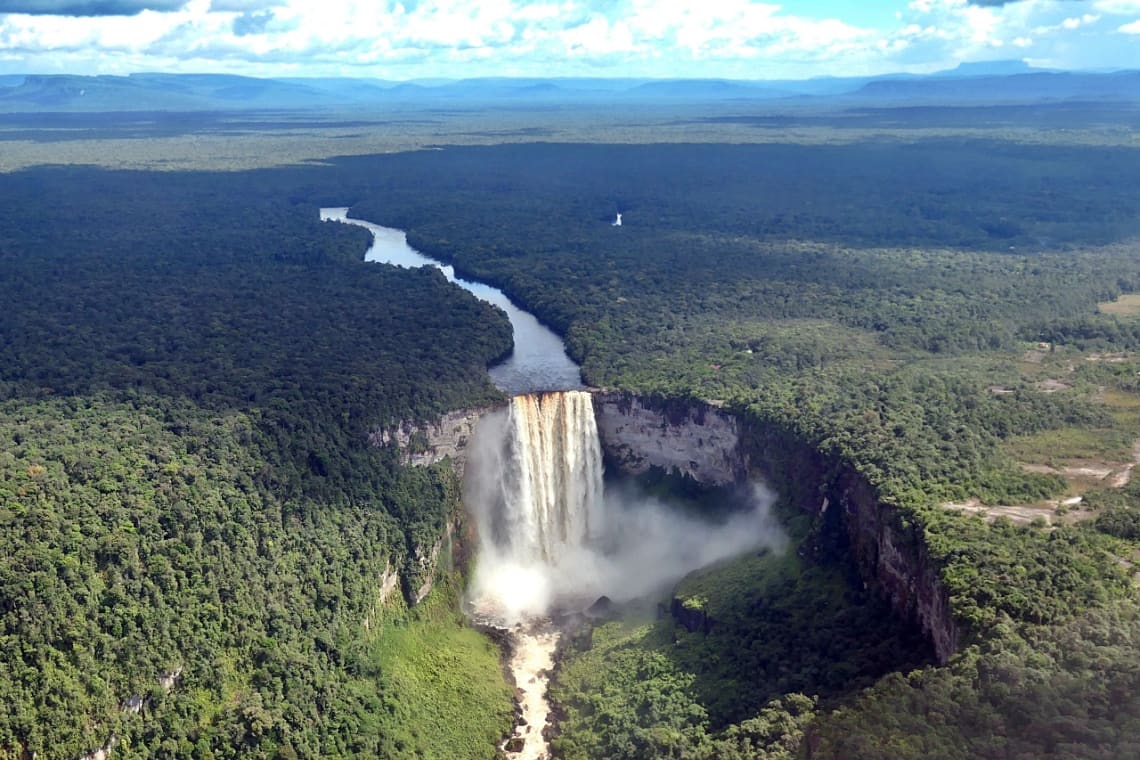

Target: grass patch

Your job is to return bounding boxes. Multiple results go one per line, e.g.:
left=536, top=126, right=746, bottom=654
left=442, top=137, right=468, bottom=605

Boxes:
left=1004, top=427, right=1136, bottom=465
left=1102, top=387, right=1140, bottom=410
left=365, top=576, right=513, bottom=759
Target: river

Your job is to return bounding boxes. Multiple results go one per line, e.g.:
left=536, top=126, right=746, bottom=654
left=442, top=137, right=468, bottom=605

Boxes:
left=321, top=206, right=571, bottom=760
left=320, top=207, right=582, bottom=397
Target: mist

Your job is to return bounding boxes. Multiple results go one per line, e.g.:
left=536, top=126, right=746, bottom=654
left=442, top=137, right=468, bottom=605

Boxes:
left=464, top=399, right=786, bottom=625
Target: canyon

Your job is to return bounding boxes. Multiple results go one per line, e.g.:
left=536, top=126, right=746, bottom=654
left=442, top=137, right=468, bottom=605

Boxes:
left=382, top=389, right=959, bottom=664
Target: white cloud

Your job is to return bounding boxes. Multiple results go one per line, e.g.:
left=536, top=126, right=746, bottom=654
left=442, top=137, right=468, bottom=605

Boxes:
left=0, top=0, right=1136, bottom=79
left=1119, top=18, right=1140, bottom=32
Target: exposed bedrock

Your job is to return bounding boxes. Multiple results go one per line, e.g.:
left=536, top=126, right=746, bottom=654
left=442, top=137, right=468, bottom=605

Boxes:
left=591, top=391, right=749, bottom=486
left=370, top=404, right=504, bottom=477
left=593, top=390, right=959, bottom=664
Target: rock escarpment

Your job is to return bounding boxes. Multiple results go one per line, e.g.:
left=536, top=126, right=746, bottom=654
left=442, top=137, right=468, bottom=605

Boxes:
left=371, top=405, right=503, bottom=477
left=369, top=405, right=505, bottom=605
left=591, top=391, right=749, bottom=486
left=595, top=391, right=959, bottom=664
left=383, top=391, right=960, bottom=663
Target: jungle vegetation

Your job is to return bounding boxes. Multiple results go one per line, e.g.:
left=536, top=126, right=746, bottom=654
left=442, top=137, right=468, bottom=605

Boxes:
left=0, top=167, right=514, bottom=757
left=338, top=134, right=1140, bottom=756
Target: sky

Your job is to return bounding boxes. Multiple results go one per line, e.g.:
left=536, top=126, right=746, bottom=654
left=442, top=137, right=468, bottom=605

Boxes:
left=0, top=0, right=1137, bottom=80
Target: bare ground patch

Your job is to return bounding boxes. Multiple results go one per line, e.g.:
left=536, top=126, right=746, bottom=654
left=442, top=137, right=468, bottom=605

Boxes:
left=1036, top=378, right=1072, bottom=393
left=1098, top=293, right=1140, bottom=317
left=942, top=496, right=1096, bottom=527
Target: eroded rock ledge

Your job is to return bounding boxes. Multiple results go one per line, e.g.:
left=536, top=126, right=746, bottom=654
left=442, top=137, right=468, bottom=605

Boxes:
left=370, top=404, right=503, bottom=477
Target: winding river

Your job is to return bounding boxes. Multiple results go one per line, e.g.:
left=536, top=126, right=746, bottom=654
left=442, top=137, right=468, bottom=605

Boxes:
left=320, top=207, right=582, bottom=397
left=321, top=207, right=574, bottom=760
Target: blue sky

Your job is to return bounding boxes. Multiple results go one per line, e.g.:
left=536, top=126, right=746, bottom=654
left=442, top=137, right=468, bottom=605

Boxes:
left=0, top=0, right=1137, bottom=79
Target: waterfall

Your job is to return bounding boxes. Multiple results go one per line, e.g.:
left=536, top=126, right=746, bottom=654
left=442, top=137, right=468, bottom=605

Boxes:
left=467, top=390, right=605, bottom=622
left=465, top=390, right=781, bottom=760
left=497, top=391, right=604, bottom=563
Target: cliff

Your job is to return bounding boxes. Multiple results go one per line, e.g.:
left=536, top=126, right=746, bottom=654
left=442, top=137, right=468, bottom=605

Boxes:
left=385, top=391, right=959, bottom=662
left=370, top=404, right=503, bottom=477
left=369, top=406, right=500, bottom=607
left=830, top=468, right=957, bottom=661
left=595, top=391, right=959, bottom=663
left=591, top=391, right=749, bottom=486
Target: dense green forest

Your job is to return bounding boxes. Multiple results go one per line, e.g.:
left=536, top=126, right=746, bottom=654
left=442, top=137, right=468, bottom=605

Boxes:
left=4, top=106, right=1140, bottom=758
left=0, top=167, right=514, bottom=756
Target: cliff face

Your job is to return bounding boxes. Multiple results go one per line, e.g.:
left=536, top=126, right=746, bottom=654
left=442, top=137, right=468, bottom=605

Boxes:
left=371, top=404, right=502, bottom=477
left=596, top=392, right=959, bottom=664
left=591, top=391, right=749, bottom=486
left=830, top=469, right=959, bottom=662
left=369, top=406, right=498, bottom=607
left=389, top=391, right=959, bottom=662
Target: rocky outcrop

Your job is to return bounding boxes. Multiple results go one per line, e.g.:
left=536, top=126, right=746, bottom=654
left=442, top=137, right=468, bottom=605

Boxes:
left=670, top=595, right=714, bottom=634
left=79, top=665, right=184, bottom=760
left=409, top=518, right=456, bottom=604
left=362, top=561, right=402, bottom=633
left=81, top=735, right=118, bottom=760
left=591, top=391, right=749, bottom=486
left=370, top=405, right=502, bottom=477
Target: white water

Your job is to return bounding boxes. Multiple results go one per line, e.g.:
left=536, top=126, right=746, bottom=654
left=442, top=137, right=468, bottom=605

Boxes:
left=504, top=620, right=560, bottom=760
left=467, top=391, right=603, bottom=759
left=467, top=391, right=604, bottom=621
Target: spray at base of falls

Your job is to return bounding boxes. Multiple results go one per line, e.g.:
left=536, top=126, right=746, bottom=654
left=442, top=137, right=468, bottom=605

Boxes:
left=465, top=390, right=786, bottom=758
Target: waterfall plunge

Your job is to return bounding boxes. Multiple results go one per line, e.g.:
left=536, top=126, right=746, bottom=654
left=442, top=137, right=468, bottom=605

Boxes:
left=467, top=390, right=605, bottom=624
left=466, top=390, right=785, bottom=626
left=497, top=392, right=604, bottom=565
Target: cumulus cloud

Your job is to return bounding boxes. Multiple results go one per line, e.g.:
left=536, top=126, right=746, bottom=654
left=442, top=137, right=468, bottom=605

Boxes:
left=1120, top=18, right=1140, bottom=30
left=0, top=0, right=1135, bottom=79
